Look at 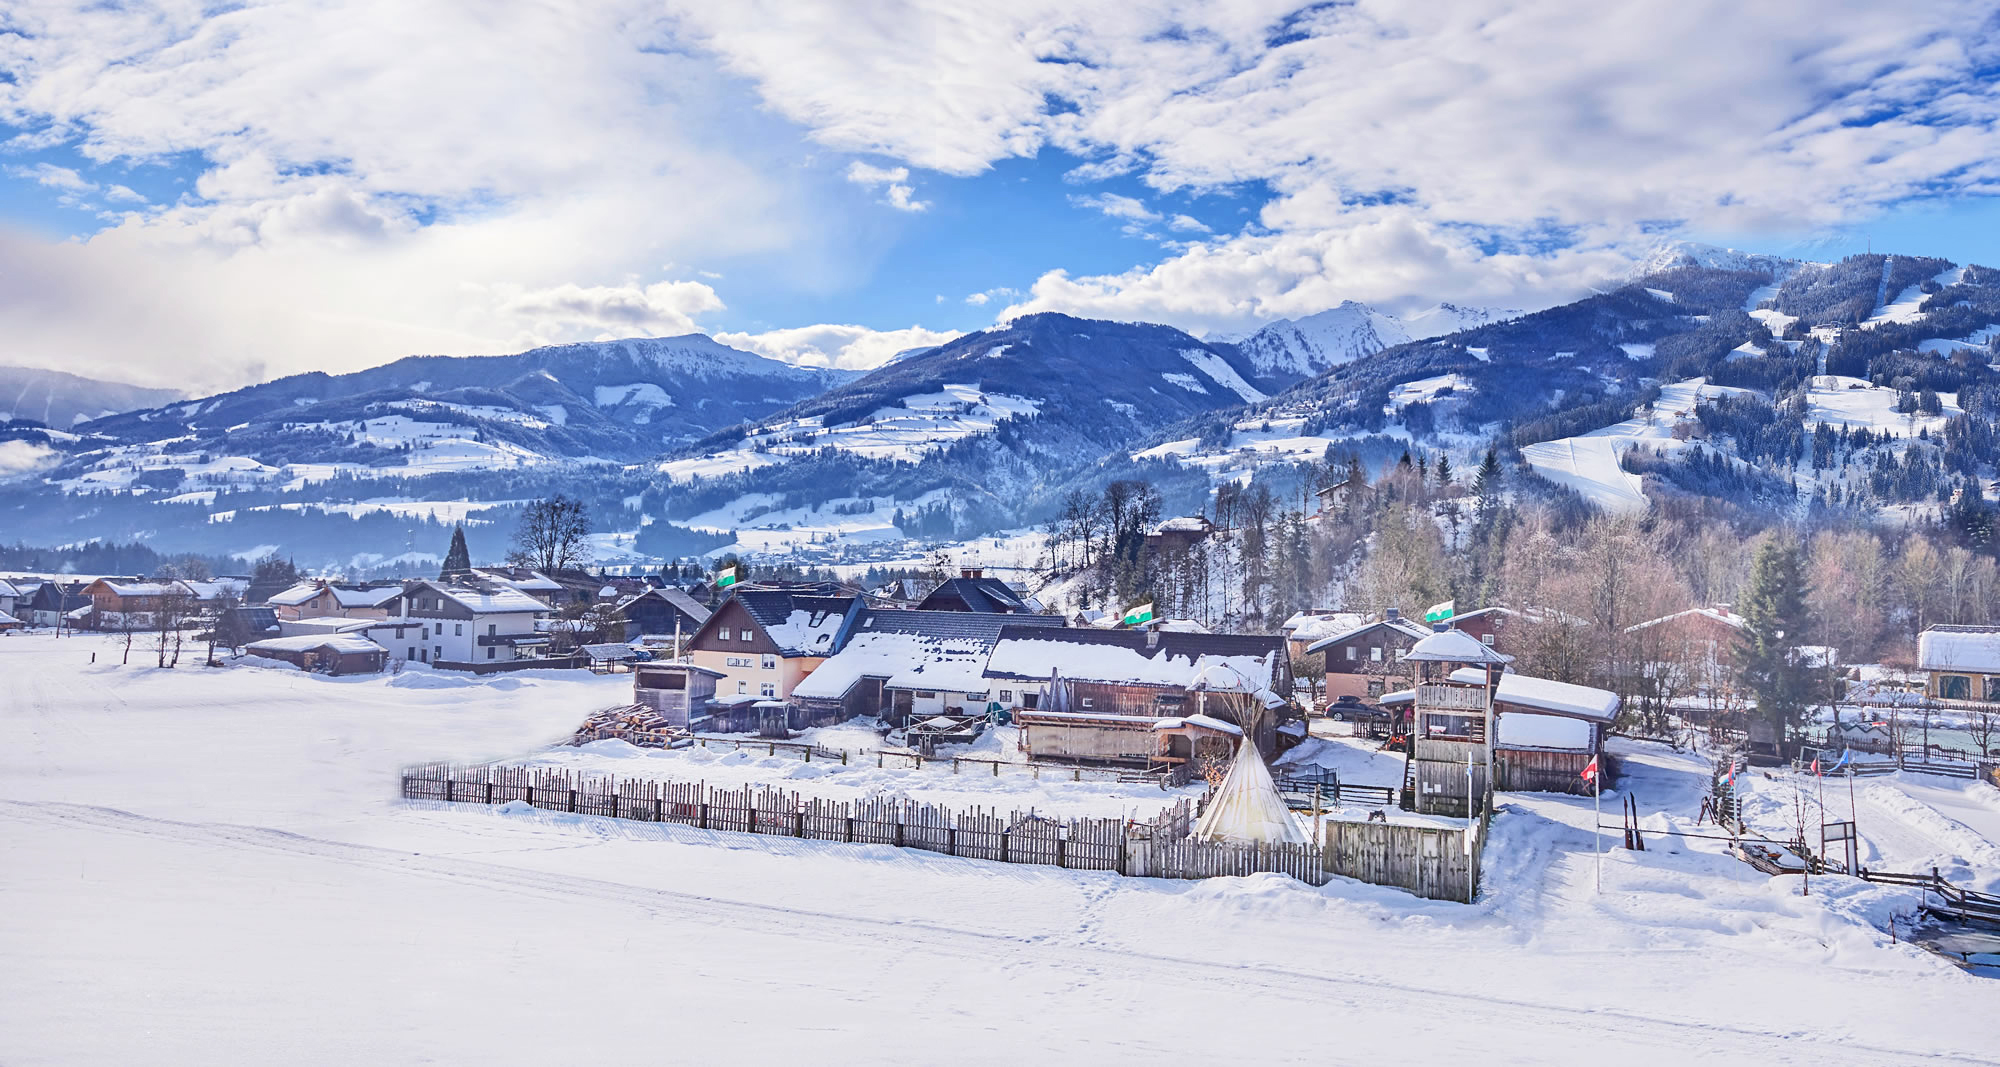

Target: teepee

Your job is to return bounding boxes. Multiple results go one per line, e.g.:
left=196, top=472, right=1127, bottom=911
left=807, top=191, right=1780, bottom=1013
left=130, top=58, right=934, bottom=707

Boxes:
left=1190, top=735, right=1308, bottom=846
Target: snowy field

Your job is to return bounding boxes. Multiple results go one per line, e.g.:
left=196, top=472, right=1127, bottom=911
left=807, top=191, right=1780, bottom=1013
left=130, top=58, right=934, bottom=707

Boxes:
left=4, top=631, right=1999, bottom=1064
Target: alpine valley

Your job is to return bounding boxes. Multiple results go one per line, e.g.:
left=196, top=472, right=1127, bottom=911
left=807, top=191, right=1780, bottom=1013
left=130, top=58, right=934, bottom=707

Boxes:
left=8, top=243, right=2000, bottom=572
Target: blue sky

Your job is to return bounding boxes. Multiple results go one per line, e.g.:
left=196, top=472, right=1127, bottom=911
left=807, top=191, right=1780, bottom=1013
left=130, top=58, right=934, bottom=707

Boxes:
left=1, top=2, right=1997, bottom=390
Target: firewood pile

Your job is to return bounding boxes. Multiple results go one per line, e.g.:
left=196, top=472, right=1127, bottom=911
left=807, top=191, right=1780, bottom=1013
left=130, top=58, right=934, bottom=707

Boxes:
left=568, top=704, right=688, bottom=749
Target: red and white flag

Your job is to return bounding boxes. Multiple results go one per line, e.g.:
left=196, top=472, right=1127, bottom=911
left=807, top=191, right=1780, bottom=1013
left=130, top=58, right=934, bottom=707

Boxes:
left=1580, top=756, right=1600, bottom=782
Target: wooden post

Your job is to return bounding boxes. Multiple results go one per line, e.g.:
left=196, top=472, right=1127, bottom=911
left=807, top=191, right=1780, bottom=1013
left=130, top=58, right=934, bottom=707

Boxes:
left=568, top=788, right=577, bottom=813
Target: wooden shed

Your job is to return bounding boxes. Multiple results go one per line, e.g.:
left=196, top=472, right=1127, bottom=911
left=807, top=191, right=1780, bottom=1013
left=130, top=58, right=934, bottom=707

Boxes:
left=632, top=662, right=725, bottom=730
left=243, top=634, right=389, bottom=675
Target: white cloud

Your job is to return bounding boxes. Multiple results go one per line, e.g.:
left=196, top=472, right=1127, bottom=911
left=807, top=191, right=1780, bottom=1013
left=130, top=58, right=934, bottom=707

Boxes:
left=1070, top=192, right=1157, bottom=223
left=678, top=0, right=2000, bottom=325
left=496, top=280, right=726, bottom=339
left=844, top=160, right=929, bottom=212
left=716, top=322, right=961, bottom=370
left=1167, top=214, right=1209, bottom=234
left=10, top=163, right=93, bottom=192
left=0, top=440, right=60, bottom=481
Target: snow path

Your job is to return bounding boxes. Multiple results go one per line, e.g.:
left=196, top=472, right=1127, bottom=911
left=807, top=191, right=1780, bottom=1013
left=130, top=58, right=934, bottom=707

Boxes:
left=4, top=635, right=1998, bottom=1063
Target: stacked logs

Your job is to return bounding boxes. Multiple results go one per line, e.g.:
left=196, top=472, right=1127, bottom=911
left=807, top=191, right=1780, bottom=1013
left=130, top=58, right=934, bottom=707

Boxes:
left=568, top=704, right=687, bottom=749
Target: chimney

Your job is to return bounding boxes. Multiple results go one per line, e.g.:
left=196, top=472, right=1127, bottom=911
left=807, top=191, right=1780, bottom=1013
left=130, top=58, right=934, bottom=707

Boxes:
left=1145, top=627, right=1160, bottom=649
left=961, top=567, right=983, bottom=580
left=1432, top=622, right=1448, bottom=632
left=1384, top=607, right=1400, bottom=622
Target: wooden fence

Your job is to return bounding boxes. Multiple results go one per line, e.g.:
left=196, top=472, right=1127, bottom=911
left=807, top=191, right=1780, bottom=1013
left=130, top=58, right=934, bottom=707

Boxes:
left=401, top=762, right=1484, bottom=901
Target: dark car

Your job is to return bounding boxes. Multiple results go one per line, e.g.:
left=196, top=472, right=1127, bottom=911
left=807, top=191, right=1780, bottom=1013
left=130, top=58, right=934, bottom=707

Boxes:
left=1324, top=695, right=1390, bottom=722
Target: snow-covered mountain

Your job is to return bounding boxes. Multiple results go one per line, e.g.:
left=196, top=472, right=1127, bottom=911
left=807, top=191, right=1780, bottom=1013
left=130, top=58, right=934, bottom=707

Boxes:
left=1224, top=301, right=1520, bottom=379
left=0, top=366, right=183, bottom=428
left=1632, top=240, right=1802, bottom=280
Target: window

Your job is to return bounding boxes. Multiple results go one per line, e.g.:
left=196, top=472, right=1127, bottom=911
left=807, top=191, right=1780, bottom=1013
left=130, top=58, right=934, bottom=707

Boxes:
left=1366, top=680, right=1384, bottom=697
left=1370, top=646, right=1382, bottom=663
left=487, top=624, right=496, bottom=637
left=999, top=689, right=1013, bottom=701
left=420, top=626, right=429, bottom=640
left=737, top=681, right=748, bottom=694
left=1941, top=674, right=1972, bottom=701
left=722, top=628, right=734, bottom=641
left=407, top=646, right=415, bottom=660
left=455, top=624, right=463, bottom=637
left=433, top=645, right=442, bottom=662
left=760, top=683, right=776, bottom=698
left=1986, top=676, right=2000, bottom=703
left=1079, top=697, right=1094, bottom=708
left=1023, top=692, right=1040, bottom=709
left=915, top=691, right=936, bottom=699
left=486, top=647, right=495, bottom=660
left=967, top=691, right=987, bottom=702
left=1481, top=634, right=1496, bottom=646
left=761, top=654, right=776, bottom=670
left=1345, top=646, right=1357, bottom=661
left=1423, top=712, right=1486, bottom=742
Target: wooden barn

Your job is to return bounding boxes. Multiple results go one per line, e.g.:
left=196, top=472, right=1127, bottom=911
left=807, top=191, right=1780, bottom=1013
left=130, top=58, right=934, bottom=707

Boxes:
left=243, top=634, right=389, bottom=675
left=631, top=662, right=725, bottom=729
left=1383, top=665, right=1620, bottom=799
left=985, top=627, right=1293, bottom=766
left=614, top=587, right=712, bottom=643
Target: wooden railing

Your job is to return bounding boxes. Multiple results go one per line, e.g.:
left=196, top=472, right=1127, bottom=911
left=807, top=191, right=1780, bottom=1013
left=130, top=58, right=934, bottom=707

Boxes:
left=1417, top=684, right=1487, bottom=711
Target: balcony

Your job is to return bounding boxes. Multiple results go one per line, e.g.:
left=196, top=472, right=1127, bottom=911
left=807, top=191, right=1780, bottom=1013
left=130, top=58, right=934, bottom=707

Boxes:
left=1417, top=683, right=1487, bottom=711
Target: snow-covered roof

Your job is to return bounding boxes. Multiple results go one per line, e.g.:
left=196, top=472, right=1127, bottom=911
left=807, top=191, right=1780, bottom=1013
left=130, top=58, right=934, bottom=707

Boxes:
left=0, top=610, right=22, bottom=626
left=96, top=581, right=174, bottom=598
left=175, top=578, right=250, bottom=601
left=1405, top=628, right=1513, bottom=664
left=1380, top=667, right=1619, bottom=723
left=472, top=568, right=564, bottom=592
left=0, top=580, right=20, bottom=598
left=793, top=627, right=1001, bottom=700
left=580, top=643, right=639, bottom=662
left=429, top=583, right=548, bottom=615
left=1283, top=611, right=1369, bottom=639
left=1496, top=712, right=1592, bottom=751
left=1304, top=616, right=1431, bottom=654
left=985, top=628, right=1284, bottom=691
left=1156, top=619, right=1210, bottom=633
left=285, top=616, right=378, bottom=633
left=726, top=590, right=857, bottom=656
left=245, top=634, right=387, bottom=655
left=1624, top=606, right=1747, bottom=634
left=1152, top=516, right=1213, bottom=534
left=1918, top=625, right=2000, bottom=673
left=1152, top=713, right=1242, bottom=736
left=329, top=585, right=402, bottom=609
left=265, top=581, right=326, bottom=606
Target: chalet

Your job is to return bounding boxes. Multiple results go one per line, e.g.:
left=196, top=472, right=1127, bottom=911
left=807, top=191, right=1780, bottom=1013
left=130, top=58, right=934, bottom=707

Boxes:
left=1384, top=665, right=1618, bottom=798
left=243, top=634, right=389, bottom=675
left=1306, top=610, right=1432, bottom=700
left=1146, top=516, right=1215, bottom=554
left=265, top=580, right=404, bottom=622
left=985, top=627, right=1293, bottom=766
left=1448, top=606, right=1515, bottom=649
left=631, top=662, right=726, bottom=729
left=22, top=582, right=90, bottom=627
left=685, top=589, right=862, bottom=702
left=614, top=587, right=712, bottom=642
left=1917, top=624, right=2000, bottom=703
left=1281, top=609, right=1369, bottom=661
left=1623, top=604, right=1747, bottom=670
left=916, top=570, right=1037, bottom=613
left=791, top=609, right=1065, bottom=726
left=384, top=580, right=551, bottom=668
left=79, top=579, right=176, bottom=629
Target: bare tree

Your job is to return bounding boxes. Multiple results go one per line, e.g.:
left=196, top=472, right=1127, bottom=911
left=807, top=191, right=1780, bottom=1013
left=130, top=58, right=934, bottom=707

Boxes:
left=507, top=495, right=593, bottom=574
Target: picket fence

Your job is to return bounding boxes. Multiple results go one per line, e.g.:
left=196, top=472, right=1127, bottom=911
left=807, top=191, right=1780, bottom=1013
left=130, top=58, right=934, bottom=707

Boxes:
left=402, top=762, right=1482, bottom=900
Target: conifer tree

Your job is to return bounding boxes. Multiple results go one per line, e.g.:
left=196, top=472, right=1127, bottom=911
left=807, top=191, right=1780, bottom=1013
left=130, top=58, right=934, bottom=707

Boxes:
left=440, top=525, right=472, bottom=578
left=1737, top=538, right=1811, bottom=747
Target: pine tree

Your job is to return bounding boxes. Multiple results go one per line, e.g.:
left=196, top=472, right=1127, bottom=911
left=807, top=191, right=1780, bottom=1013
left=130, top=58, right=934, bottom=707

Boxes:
left=440, top=525, right=473, bottom=578
left=1737, top=538, right=1811, bottom=748
left=1435, top=453, right=1453, bottom=489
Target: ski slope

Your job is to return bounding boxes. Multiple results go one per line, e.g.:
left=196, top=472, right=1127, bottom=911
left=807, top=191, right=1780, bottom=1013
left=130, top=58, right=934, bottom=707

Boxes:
left=1519, top=378, right=1754, bottom=514
left=2, top=635, right=1995, bottom=1064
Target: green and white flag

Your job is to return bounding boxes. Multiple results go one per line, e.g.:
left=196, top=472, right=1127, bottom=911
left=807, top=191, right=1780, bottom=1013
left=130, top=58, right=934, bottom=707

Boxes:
left=716, top=565, right=740, bottom=589
left=1423, top=599, right=1455, bottom=623
left=1122, top=602, right=1154, bottom=627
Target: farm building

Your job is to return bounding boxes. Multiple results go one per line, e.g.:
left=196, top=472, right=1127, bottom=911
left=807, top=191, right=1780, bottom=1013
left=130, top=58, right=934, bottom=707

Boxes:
left=243, top=634, right=389, bottom=675
left=791, top=609, right=1065, bottom=726
left=1306, top=609, right=1431, bottom=700
left=1917, top=624, right=2000, bottom=703
left=986, top=627, right=1293, bottom=766
left=78, top=579, right=176, bottom=629
left=21, top=582, right=91, bottom=627
left=685, top=589, right=862, bottom=703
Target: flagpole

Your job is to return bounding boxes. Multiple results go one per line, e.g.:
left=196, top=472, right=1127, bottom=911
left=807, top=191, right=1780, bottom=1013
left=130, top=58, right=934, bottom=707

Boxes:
left=1594, top=768, right=1602, bottom=891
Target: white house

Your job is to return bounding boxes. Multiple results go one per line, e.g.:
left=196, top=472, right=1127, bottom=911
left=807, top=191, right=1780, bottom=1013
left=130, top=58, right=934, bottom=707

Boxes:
left=386, top=580, right=550, bottom=668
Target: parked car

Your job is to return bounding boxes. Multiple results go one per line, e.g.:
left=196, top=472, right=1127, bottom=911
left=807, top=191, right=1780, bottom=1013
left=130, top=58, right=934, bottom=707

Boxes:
left=1325, top=695, right=1390, bottom=723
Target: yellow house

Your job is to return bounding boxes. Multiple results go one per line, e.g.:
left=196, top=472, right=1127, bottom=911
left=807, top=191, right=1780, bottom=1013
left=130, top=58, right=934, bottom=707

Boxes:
left=684, top=589, right=861, bottom=702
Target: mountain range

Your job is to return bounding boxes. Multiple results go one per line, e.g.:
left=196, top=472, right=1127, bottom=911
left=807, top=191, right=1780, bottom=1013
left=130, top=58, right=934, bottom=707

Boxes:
left=8, top=241, right=2000, bottom=569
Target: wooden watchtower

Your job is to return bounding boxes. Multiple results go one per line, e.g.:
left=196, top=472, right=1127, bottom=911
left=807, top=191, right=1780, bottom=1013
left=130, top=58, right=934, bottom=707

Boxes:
left=1403, top=626, right=1512, bottom=817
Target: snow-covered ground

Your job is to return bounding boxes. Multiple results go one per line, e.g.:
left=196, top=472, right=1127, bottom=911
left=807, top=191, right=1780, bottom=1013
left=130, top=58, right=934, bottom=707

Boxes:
left=3, top=632, right=1995, bottom=1064
left=1519, top=378, right=1754, bottom=514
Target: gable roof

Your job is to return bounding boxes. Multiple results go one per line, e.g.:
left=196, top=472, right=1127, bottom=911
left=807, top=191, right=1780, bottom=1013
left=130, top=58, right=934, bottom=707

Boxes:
left=1305, top=617, right=1431, bottom=654
left=265, top=581, right=327, bottom=606
left=984, top=627, right=1286, bottom=691
left=725, top=590, right=860, bottom=657
left=329, top=585, right=402, bottom=609
left=245, top=634, right=387, bottom=655
left=1624, top=606, right=1747, bottom=635
left=793, top=609, right=1065, bottom=700
left=428, top=582, right=549, bottom=614
left=917, top=576, right=1032, bottom=613
left=618, top=587, right=712, bottom=626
